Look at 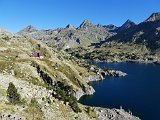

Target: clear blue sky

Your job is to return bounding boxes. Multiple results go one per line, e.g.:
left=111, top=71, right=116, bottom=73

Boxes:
left=0, top=0, right=159, bottom=32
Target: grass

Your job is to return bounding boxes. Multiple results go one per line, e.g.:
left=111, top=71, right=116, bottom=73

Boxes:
left=24, top=99, right=43, bottom=120
left=79, top=105, right=98, bottom=119
left=0, top=60, right=15, bottom=73
left=29, top=77, right=48, bottom=88
left=0, top=103, right=15, bottom=112
left=0, top=86, right=7, bottom=96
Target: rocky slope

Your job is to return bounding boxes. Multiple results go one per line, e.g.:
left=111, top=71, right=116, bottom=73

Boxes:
left=0, top=30, right=96, bottom=119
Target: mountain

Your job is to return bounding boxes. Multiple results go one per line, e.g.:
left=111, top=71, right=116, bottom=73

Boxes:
left=17, top=12, right=160, bottom=52
left=19, top=25, right=37, bottom=33
left=78, top=19, right=94, bottom=29
left=145, top=12, right=160, bottom=22
left=115, top=19, right=136, bottom=32
left=18, top=20, right=112, bottom=49
left=65, top=24, right=75, bottom=30
left=107, top=13, right=160, bottom=50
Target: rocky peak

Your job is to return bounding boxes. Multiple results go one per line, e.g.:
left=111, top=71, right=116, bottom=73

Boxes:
left=103, top=24, right=117, bottom=31
left=66, top=24, right=75, bottom=29
left=21, top=25, right=37, bottom=33
left=121, top=19, right=136, bottom=29
left=145, top=12, right=160, bottom=22
left=79, top=19, right=93, bottom=29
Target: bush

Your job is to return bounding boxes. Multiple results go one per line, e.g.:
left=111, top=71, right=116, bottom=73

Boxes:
left=87, top=106, right=91, bottom=114
left=68, top=96, right=82, bottom=113
left=7, top=82, right=21, bottom=104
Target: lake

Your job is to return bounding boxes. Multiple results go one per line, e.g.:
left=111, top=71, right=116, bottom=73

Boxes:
left=79, top=62, right=160, bottom=120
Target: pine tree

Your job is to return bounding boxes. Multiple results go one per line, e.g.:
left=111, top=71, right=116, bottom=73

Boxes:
left=7, top=82, right=21, bottom=104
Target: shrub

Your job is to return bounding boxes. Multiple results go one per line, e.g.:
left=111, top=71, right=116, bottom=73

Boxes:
left=7, top=82, right=21, bottom=104
left=87, top=106, right=91, bottom=114
left=68, top=96, right=82, bottom=113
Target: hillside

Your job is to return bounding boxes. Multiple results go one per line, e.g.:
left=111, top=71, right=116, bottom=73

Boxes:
left=0, top=30, right=97, bottom=119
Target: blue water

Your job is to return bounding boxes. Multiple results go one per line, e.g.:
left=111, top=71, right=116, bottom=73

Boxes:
left=79, top=62, right=160, bottom=120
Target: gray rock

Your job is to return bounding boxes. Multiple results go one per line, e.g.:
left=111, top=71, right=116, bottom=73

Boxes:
left=95, top=107, right=140, bottom=120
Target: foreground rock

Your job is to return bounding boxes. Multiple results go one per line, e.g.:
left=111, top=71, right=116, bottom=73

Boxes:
left=95, top=107, right=140, bottom=120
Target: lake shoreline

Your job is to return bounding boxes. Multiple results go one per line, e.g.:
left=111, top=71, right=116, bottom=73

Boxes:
left=80, top=62, right=160, bottom=120
left=78, top=62, right=141, bottom=120
left=90, top=59, right=160, bottom=65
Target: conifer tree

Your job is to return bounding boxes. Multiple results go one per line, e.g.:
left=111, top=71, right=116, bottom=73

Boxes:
left=7, top=82, right=21, bottom=104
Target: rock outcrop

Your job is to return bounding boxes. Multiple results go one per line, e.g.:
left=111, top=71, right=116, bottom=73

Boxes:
left=75, top=86, right=95, bottom=100
left=95, top=107, right=140, bottom=120
left=83, top=75, right=102, bottom=83
left=105, top=70, right=127, bottom=77
left=89, top=66, right=127, bottom=78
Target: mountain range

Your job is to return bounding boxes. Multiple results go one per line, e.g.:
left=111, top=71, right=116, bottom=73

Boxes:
left=17, top=17, right=136, bottom=49
left=17, top=12, right=160, bottom=53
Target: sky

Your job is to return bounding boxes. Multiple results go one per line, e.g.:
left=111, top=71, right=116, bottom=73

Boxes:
left=0, top=0, right=159, bottom=32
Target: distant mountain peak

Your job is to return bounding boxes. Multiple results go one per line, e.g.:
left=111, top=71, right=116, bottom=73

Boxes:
left=118, top=19, right=136, bottom=31
left=79, top=19, right=93, bottom=29
left=66, top=24, right=75, bottom=29
left=83, top=19, right=91, bottom=24
left=145, top=12, right=160, bottom=22
left=21, top=25, right=37, bottom=33
left=126, top=19, right=132, bottom=22
left=122, top=19, right=135, bottom=28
